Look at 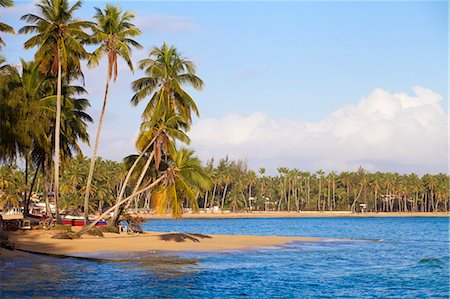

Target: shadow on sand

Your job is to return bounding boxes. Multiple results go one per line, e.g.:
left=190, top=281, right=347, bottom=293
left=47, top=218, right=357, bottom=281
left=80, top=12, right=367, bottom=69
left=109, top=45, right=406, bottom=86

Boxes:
left=158, top=233, right=212, bottom=243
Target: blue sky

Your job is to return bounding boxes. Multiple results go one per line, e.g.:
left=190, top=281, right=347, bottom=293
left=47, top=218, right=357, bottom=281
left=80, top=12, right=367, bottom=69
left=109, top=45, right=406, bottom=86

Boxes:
left=2, top=1, right=448, bottom=174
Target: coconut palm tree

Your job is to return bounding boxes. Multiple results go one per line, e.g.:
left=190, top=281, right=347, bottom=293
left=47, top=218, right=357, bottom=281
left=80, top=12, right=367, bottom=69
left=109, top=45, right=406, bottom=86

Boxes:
left=0, top=0, right=14, bottom=49
left=20, top=0, right=92, bottom=222
left=152, top=148, right=212, bottom=218
left=107, top=111, right=190, bottom=226
left=131, top=42, right=204, bottom=127
left=83, top=4, right=142, bottom=224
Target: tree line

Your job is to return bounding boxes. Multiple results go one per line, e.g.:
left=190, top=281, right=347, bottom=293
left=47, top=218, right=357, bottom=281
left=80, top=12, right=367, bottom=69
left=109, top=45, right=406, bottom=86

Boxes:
left=1, top=157, right=449, bottom=215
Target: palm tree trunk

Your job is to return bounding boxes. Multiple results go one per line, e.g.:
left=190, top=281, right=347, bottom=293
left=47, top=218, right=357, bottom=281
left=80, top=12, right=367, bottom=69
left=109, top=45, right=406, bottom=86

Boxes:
left=221, top=183, right=228, bottom=210
left=307, top=176, right=310, bottom=206
left=332, top=177, right=335, bottom=211
left=43, top=156, right=52, bottom=216
left=374, top=189, right=378, bottom=213
left=203, top=191, right=208, bottom=211
left=79, top=175, right=164, bottom=236
left=327, top=179, right=331, bottom=211
left=23, top=155, right=28, bottom=214
left=109, top=135, right=158, bottom=226
left=211, top=183, right=217, bottom=208
left=351, top=185, right=364, bottom=212
left=26, top=162, right=41, bottom=216
left=318, top=178, right=321, bottom=211
left=53, top=57, right=62, bottom=223
left=126, top=152, right=155, bottom=210
left=84, top=73, right=111, bottom=224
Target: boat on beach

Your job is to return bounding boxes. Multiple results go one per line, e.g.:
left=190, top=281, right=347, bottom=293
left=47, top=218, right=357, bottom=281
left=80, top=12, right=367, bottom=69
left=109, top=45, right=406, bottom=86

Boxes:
left=61, top=215, right=107, bottom=227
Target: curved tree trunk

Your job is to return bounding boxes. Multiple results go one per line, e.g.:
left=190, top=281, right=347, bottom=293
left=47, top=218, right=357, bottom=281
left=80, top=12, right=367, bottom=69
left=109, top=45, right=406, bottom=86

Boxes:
left=124, top=152, right=155, bottom=211
left=78, top=175, right=164, bottom=236
left=109, top=135, right=158, bottom=226
left=54, top=58, right=62, bottom=223
left=84, top=73, right=111, bottom=224
left=351, top=184, right=364, bottom=213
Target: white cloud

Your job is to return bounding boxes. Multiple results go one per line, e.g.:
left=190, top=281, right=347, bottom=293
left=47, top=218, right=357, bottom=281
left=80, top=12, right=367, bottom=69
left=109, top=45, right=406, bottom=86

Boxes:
left=134, top=14, right=198, bottom=33
left=189, top=86, right=448, bottom=175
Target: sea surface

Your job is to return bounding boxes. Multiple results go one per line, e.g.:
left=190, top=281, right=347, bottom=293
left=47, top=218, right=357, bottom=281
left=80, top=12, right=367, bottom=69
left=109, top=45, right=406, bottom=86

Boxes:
left=1, top=217, right=449, bottom=298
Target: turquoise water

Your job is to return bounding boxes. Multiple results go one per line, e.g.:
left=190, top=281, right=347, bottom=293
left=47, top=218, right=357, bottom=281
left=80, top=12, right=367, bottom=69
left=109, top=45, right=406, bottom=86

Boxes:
left=1, top=217, right=449, bottom=298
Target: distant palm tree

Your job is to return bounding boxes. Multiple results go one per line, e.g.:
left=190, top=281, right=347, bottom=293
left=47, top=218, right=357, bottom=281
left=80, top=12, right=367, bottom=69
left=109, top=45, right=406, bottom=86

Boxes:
left=20, top=0, right=92, bottom=222
left=131, top=43, right=204, bottom=127
left=83, top=3, right=142, bottom=224
left=0, top=0, right=14, bottom=49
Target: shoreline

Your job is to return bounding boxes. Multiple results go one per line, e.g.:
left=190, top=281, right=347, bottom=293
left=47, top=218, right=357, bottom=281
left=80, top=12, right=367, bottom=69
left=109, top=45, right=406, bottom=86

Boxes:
left=3, top=229, right=322, bottom=257
left=137, top=211, right=450, bottom=219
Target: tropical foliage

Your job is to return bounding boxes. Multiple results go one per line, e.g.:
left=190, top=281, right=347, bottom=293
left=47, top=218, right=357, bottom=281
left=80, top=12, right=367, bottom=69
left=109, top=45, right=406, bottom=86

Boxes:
left=0, top=0, right=448, bottom=238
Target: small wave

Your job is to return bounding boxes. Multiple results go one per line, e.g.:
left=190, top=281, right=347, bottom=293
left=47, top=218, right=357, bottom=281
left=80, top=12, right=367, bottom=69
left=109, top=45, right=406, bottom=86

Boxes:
left=418, top=257, right=444, bottom=267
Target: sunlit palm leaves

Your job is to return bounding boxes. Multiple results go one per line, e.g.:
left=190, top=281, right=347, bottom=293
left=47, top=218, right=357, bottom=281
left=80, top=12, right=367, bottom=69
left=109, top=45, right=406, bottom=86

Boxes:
left=0, top=0, right=15, bottom=48
left=131, top=43, right=204, bottom=127
left=152, top=149, right=212, bottom=218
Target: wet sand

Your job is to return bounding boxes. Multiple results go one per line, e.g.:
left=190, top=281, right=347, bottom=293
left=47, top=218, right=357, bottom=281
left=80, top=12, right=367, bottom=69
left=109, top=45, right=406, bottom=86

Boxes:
left=137, top=211, right=449, bottom=219
left=4, top=229, right=321, bottom=256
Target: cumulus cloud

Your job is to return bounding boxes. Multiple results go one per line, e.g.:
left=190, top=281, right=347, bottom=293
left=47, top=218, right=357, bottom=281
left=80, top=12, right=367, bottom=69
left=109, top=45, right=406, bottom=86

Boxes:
left=189, top=87, right=448, bottom=175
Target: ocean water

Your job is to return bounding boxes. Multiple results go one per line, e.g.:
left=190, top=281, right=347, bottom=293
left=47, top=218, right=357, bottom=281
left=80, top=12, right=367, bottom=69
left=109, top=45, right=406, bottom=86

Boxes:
left=1, top=217, right=449, bottom=298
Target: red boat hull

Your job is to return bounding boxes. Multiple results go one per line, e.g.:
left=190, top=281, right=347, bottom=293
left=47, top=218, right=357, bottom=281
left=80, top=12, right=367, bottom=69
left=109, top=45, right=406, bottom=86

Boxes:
left=61, top=218, right=107, bottom=226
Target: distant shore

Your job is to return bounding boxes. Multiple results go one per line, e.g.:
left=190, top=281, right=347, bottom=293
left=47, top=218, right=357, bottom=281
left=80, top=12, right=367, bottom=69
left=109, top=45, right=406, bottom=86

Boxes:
left=137, top=211, right=449, bottom=219
left=2, top=229, right=321, bottom=258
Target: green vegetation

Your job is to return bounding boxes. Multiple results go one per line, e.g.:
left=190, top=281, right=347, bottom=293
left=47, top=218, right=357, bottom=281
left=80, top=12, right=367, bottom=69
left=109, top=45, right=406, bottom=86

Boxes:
left=0, top=0, right=211, bottom=234
left=0, top=0, right=448, bottom=237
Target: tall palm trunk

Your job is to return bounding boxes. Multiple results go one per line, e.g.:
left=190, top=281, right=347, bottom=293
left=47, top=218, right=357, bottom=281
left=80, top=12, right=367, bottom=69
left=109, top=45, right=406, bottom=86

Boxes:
left=43, top=156, right=52, bottom=216
left=203, top=191, right=208, bottom=211
left=332, top=177, right=335, bottom=211
left=374, top=188, right=378, bottom=213
left=211, top=183, right=217, bottom=208
left=109, top=135, right=157, bottom=226
left=125, top=152, right=155, bottom=210
left=53, top=57, right=62, bottom=223
left=23, top=156, right=28, bottom=214
left=327, top=179, right=331, bottom=211
left=84, top=73, right=111, bottom=224
left=221, top=183, right=228, bottom=210
left=317, top=177, right=321, bottom=211
left=26, top=163, right=41, bottom=216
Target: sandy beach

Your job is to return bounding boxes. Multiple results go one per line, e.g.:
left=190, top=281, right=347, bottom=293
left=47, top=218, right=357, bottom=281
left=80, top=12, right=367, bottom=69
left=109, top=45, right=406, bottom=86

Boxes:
left=137, top=211, right=449, bottom=219
left=1, top=211, right=446, bottom=258
left=2, top=229, right=321, bottom=257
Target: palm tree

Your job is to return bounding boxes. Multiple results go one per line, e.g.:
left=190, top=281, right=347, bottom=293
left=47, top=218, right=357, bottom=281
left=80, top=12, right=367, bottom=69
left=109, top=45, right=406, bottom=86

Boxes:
left=20, top=0, right=92, bottom=222
left=246, top=170, right=257, bottom=210
left=0, top=0, right=14, bottom=49
left=83, top=4, right=142, bottom=224
left=152, top=149, right=212, bottom=218
left=79, top=149, right=211, bottom=235
left=131, top=42, right=204, bottom=127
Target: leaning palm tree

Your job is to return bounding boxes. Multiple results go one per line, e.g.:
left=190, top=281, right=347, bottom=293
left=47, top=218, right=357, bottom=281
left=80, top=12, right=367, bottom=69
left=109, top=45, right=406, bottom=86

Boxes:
left=131, top=43, right=204, bottom=127
left=19, top=0, right=92, bottom=222
left=0, top=0, right=14, bottom=48
left=83, top=4, right=142, bottom=224
left=153, top=148, right=212, bottom=218
left=108, top=111, right=189, bottom=226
